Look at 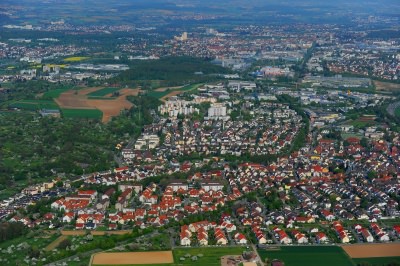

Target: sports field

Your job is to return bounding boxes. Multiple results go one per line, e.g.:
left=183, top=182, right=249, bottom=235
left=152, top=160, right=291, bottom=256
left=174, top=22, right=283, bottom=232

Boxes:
left=258, top=246, right=354, bottom=266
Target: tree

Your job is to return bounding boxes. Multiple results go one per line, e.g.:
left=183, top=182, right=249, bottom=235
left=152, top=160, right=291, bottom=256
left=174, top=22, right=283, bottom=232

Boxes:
left=58, top=238, right=72, bottom=249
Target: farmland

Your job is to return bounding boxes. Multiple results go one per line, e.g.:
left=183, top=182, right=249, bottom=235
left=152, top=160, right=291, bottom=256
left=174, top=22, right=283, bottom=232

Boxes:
left=342, top=243, right=400, bottom=258
left=258, top=246, right=354, bottom=266
left=92, top=251, right=173, bottom=265
left=91, top=247, right=247, bottom=266
left=87, top=87, right=122, bottom=97
left=56, top=87, right=142, bottom=122
left=9, top=100, right=59, bottom=110
left=61, top=108, right=103, bottom=120
left=64, top=56, right=90, bottom=62
left=352, top=257, right=400, bottom=266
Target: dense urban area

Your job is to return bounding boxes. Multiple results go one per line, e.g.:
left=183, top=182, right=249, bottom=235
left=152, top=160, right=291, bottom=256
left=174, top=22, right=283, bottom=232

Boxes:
left=0, top=1, right=400, bottom=266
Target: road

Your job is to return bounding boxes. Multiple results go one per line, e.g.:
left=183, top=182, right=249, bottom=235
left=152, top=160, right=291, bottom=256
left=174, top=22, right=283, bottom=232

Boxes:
left=251, top=243, right=265, bottom=265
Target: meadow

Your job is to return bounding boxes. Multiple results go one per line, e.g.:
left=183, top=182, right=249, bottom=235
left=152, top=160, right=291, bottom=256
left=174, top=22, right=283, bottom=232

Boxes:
left=258, top=246, right=354, bottom=266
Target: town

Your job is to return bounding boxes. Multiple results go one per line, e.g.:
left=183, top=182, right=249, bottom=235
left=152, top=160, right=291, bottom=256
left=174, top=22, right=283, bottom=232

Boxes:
left=0, top=1, right=400, bottom=265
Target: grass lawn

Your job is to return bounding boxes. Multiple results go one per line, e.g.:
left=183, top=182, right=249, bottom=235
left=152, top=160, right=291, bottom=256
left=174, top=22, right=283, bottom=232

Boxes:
left=258, top=246, right=354, bottom=266
left=352, top=257, right=400, bottom=265
left=10, top=100, right=59, bottom=110
left=88, top=87, right=121, bottom=97
left=61, top=108, right=103, bottom=120
left=91, top=246, right=247, bottom=266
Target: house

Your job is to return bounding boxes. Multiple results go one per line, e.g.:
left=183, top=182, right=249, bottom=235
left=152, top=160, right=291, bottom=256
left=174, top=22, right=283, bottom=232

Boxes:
left=234, top=233, right=248, bottom=244
left=62, top=212, right=75, bottom=223
left=197, top=227, right=209, bottom=246
left=361, top=229, right=374, bottom=243
left=292, top=230, right=308, bottom=244
left=180, top=225, right=192, bottom=246
left=215, top=228, right=228, bottom=245
left=315, top=232, right=328, bottom=243
left=273, top=228, right=292, bottom=244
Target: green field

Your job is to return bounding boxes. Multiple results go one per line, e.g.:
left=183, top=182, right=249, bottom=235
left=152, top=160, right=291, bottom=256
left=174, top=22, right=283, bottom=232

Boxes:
left=10, top=100, right=59, bottom=110
left=88, top=87, right=121, bottom=97
left=353, top=257, right=400, bottom=266
left=395, top=107, right=400, bottom=118
left=61, top=109, right=103, bottom=119
left=258, top=246, right=354, bottom=266
left=43, top=88, right=71, bottom=99
left=92, top=247, right=247, bottom=266
left=147, top=90, right=171, bottom=99
left=87, top=96, right=117, bottom=100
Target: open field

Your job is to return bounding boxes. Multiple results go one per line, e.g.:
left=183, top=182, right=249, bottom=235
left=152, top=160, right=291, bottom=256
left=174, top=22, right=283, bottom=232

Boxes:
left=258, top=246, right=354, bottom=266
left=88, top=87, right=122, bottom=97
left=55, top=87, right=141, bottom=122
left=374, top=80, right=400, bottom=92
left=61, top=108, right=103, bottom=119
left=154, top=86, right=184, bottom=92
left=44, top=235, right=68, bottom=251
left=10, top=100, right=59, bottom=110
left=64, top=56, right=90, bottom=62
left=42, top=88, right=73, bottom=99
left=92, top=251, right=173, bottom=265
left=342, top=243, right=400, bottom=258
left=353, top=257, right=400, bottom=265
left=91, top=247, right=247, bottom=266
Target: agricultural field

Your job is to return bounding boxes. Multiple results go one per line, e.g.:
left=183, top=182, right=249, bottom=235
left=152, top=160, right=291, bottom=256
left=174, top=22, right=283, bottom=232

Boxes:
left=352, top=257, right=400, bottom=266
left=42, top=88, right=74, bottom=99
left=61, top=108, right=103, bottom=120
left=9, top=100, right=59, bottom=110
left=258, top=246, right=354, bottom=266
left=87, top=87, right=122, bottom=97
left=91, top=247, right=247, bottom=266
left=64, top=56, right=90, bottom=62
left=56, top=87, right=141, bottom=122
left=342, top=243, right=400, bottom=258
left=92, top=251, right=173, bottom=265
